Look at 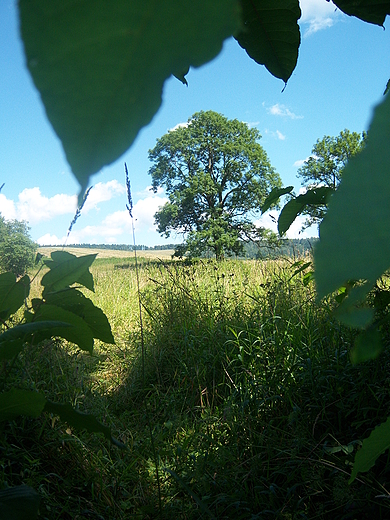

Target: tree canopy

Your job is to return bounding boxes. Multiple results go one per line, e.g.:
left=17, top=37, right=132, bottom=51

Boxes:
left=0, top=217, right=37, bottom=277
left=148, top=111, right=281, bottom=259
left=297, top=129, right=366, bottom=226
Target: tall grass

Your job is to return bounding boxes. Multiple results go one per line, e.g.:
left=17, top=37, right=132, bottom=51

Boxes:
left=2, top=256, right=390, bottom=519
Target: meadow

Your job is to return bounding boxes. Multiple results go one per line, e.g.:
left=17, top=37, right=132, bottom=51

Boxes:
left=2, top=249, right=390, bottom=519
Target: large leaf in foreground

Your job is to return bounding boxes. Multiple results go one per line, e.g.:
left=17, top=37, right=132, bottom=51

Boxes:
left=315, top=94, right=390, bottom=300
left=19, top=0, right=241, bottom=190
left=0, top=273, right=30, bottom=321
left=45, top=401, right=125, bottom=448
left=349, top=416, right=390, bottom=483
left=0, top=485, right=40, bottom=520
left=278, top=187, right=333, bottom=235
left=45, top=289, right=115, bottom=344
left=332, top=0, right=390, bottom=26
left=33, top=305, right=94, bottom=352
left=261, top=186, right=294, bottom=214
left=42, top=252, right=96, bottom=293
left=0, top=321, right=71, bottom=360
left=0, top=389, right=46, bottom=421
left=235, top=0, right=301, bottom=83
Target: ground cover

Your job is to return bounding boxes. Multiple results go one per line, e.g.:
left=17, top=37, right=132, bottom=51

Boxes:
left=1, top=254, right=390, bottom=519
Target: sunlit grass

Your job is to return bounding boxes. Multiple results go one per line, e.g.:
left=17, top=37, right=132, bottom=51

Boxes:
left=2, top=255, right=390, bottom=519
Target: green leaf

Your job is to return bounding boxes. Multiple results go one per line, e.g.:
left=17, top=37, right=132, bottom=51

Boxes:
left=349, top=415, right=390, bottom=483
left=334, top=306, right=374, bottom=329
left=42, top=252, right=96, bottom=294
left=261, top=186, right=294, bottom=213
left=0, top=320, right=71, bottom=344
left=19, top=0, right=241, bottom=190
left=0, top=340, right=25, bottom=361
left=278, top=186, right=333, bottom=235
left=332, top=0, right=390, bottom=26
left=350, top=326, right=383, bottom=364
left=45, top=289, right=115, bottom=344
left=33, top=305, right=94, bottom=352
left=0, top=389, right=46, bottom=422
left=0, top=485, right=40, bottom=520
left=289, top=261, right=312, bottom=280
left=235, top=0, right=301, bottom=83
left=44, top=401, right=125, bottom=448
left=315, top=94, right=390, bottom=301
left=0, top=273, right=30, bottom=321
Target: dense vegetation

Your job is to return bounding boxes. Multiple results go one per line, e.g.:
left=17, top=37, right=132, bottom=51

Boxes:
left=2, top=253, right=390, bottom=519
left=0, top=217, right=37, bottom=277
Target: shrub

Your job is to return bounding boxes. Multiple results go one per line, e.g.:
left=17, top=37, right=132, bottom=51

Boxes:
left=0, top=216, right=37, bottom=276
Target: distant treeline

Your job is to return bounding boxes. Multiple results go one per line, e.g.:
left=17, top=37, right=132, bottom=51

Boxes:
left=40, top=243, right=176, bottom=251
left=243, top=238, right=317, bottom=259
left=40, top=239, right=317, bottom=258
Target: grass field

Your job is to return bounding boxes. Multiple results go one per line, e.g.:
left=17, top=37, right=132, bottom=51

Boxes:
left=2, top=252, right=390, bottom=519
left=38, top=246, right=176, bottom=260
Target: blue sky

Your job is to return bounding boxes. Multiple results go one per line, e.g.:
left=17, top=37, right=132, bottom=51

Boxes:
left=1, top=0, right=389, bottom=246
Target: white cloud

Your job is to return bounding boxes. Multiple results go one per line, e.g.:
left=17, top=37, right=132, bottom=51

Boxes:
left=37, top=233, right=65, bottom=246
left=82, top=180, right=125, bottom=213
left=267, top=103, right=303, bottom=120
left=299, top=0, right=341, bottom=36
left=0, top=194, right=17, bottom=220
left=0, top=181, right=126, bottom=226
left=293, top=154, right=319, bottom=167
left=264, top=129, right=287, bottom=141
left=133, top=194, right=168, bottom=231
left=293, top=159, right=307, bottom=168
left=9, top=188, right=77, bottom=225
left=41, top=192, right=170, bottom=245
left=244, top=121, right=260, bottom=129
left=169, top=122, right=189, bottom=132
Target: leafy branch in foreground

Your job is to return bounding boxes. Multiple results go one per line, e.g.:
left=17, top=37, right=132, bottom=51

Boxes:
left=0, top=251, right=121, bottom=446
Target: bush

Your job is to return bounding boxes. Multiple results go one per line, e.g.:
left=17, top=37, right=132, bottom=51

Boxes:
left=0, top=216, right=37, bottom=276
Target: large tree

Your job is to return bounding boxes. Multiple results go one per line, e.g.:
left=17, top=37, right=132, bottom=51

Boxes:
left=148, top=111, right=281, bottom=260
left=297, top=129, right=366, bottom=226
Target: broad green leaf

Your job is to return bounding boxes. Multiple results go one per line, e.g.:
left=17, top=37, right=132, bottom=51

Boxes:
left=315, top=94, right=390, bottom=300
left=261, top=186, right=294, bottom=213
left=235, top=0, right=301, bottom=83
left=0, top=273, right=30, bottom=321
left=0, top=389, right=46, bottom=421
left=44, top=401, right=125, bottom=448
left=0, top=339, right=25, bottom=361
left=278, top=187, right=333, bottom=235
left=334, top=305, right=374, bottom=329
left=278, top=198, right=304, bottom=235
left=350, top=326, right=383, bottom=364
left=349, top=415, right=390, bottom=483
left=33, top=304, right=94, bottom=352
left=42, top=252, right=96, bottom=294
left=332, top=0, right=390, bottom=26
left=19, top=0, right=241, bottom=190
left=45, top=289, right=115, bottom=344
left=0, top=485, right=40, bottom=520
left=0, top=320, right=70, bottom=344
